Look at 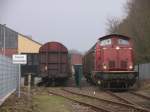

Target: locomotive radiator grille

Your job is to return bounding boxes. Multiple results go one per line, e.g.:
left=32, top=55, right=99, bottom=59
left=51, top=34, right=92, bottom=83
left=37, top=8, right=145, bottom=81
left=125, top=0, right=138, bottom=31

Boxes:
left=109, top=60, right=128, bottom=69
left=120, top=61, right=127, bottom=69
left=109, top=60, right=115, bottom=68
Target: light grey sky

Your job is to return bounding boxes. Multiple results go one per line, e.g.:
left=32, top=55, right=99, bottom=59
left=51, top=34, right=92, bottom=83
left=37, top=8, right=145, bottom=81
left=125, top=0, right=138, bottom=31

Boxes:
left=0, top=0, right=127, bottom=52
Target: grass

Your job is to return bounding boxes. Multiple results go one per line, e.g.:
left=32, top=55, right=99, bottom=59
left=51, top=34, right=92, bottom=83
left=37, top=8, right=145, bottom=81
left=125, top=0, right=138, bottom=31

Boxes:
left=33, top=94, right=72, bottom=112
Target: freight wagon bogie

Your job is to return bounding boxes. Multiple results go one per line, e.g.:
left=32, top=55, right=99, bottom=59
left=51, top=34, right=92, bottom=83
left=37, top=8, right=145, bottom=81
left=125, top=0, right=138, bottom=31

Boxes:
left=83, top=34, right=138, bottom=89
left=40, top=77, right=69, bottom=86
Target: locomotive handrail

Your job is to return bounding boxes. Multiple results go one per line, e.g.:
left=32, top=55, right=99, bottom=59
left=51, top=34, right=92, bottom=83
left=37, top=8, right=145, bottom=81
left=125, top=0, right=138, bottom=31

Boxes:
left=93, top=71, right=137, bottom=73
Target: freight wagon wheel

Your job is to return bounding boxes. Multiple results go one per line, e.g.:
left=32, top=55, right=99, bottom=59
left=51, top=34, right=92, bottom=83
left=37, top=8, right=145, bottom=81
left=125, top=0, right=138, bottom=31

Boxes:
left=55, top=78, right=69, bottom=86
left=62, top=78, right=69, bottom=86
left=51, top=78, right=56, bottom=86
left=86, top=78, right=90, bottom=82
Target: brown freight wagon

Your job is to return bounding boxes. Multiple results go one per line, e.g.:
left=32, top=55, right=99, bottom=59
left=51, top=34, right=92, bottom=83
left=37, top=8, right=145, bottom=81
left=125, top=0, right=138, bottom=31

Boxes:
left=39, top=42, right=71, bottom=86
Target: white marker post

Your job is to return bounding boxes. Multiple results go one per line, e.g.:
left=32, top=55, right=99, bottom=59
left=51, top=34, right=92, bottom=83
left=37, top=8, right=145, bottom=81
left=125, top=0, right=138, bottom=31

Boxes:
left=28, top=73, right=31, bottom=99
left=12, top=54, right=27, bottom=98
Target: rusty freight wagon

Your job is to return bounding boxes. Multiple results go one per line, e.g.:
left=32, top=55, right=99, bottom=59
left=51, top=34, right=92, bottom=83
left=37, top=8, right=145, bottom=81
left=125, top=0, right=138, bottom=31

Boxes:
left=39, top=42, right=71, bottom=86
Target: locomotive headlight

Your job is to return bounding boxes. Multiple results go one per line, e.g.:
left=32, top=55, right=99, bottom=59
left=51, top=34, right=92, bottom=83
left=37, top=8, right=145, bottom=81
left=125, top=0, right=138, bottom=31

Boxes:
left=97, top=80, right=101, bottom=85
left=116, top=46, right=120, bottom=50
left=45, top=65, right=48, bottom=71
left=103, top=65, right=107, bottom=69
left=129, top=48, right=132, bottom=50
left=129, top=65, right=133, bottom=69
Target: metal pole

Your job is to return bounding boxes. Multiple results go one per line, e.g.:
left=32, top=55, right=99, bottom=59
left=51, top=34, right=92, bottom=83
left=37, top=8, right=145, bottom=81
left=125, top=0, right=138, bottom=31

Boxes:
left=18, top=64, right=21, bottom=98
left=3, top=24, right=6, bottom=56
left=137, top=64, right=140, bottom=88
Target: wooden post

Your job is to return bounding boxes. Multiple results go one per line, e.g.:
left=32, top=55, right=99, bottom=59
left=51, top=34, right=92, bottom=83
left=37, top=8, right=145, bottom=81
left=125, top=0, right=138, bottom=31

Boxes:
left=28, top=73, right=31, bottom=99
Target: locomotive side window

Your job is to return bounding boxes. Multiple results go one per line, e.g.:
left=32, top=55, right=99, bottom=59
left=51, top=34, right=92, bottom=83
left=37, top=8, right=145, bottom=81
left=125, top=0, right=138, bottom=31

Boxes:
left=100, top=39, right=111, bottom=46
left=118, top=39, right=129, bottom=45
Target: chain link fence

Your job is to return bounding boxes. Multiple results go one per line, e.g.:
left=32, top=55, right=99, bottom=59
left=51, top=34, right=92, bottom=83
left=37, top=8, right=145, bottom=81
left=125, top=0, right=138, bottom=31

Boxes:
left=138, top=63, right=150, bottom=80
left=0, top=55, right=19, bottom=105
left=135, top=63, right=150, bottom=80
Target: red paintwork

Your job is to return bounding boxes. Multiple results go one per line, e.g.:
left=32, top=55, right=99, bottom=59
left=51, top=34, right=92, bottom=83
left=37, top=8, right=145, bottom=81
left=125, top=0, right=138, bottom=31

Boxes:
left=71, top=53, right=83, bottom=65
left=0, top=48, right=17, bottom=57
left=83, top=34, right=137, bottom=88
left=95, top=35, right=134, bottom=72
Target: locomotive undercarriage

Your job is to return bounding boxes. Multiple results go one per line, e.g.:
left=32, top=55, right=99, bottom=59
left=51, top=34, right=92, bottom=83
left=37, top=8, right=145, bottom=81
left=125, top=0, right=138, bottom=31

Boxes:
left=87, top=71, right=138, bottom=89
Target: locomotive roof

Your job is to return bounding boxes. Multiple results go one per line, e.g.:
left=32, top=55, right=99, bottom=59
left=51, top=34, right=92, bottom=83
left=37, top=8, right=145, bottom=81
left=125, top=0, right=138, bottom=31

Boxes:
left=99, top=34, right=130, bottom=40
left=84, top=34, right=131, bottom=56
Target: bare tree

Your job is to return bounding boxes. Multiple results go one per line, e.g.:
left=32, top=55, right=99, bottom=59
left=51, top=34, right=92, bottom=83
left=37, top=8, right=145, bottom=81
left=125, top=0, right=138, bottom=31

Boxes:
left=106, top=17, right=120, bottom=34
left=106, top=0, right=150, bottom=63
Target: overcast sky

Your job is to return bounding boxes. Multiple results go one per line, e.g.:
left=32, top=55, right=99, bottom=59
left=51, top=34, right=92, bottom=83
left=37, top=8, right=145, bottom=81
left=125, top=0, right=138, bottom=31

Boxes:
left=0, top=0, right=127, bottom=52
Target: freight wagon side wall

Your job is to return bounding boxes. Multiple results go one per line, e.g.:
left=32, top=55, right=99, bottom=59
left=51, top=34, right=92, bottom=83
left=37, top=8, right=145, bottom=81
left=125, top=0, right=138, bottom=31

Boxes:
left=83, top=51, right=95, bottom=77
left=40, top=52, right=69, bottom=78
left=0, top=24, right=18, bottom=57
left=39, top=42, right=70, bottom=79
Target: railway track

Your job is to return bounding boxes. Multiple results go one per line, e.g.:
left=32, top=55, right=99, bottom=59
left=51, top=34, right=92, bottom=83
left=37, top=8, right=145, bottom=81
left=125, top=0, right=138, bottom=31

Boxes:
left=49, top=88, right=112, bottom=112
left=129, top=91, right=150, bottom=101
left=48, top=88, right=150, bottom=112
left=106, top=91, right=137, bottom=105
left=106, top=91, right=150, bottom=110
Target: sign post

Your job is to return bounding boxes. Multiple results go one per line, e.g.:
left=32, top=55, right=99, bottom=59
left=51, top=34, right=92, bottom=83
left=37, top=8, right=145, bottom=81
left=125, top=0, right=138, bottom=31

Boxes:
left=12, top=54, right=27, bottom=98
left=18, top=64, right=21, bottom=98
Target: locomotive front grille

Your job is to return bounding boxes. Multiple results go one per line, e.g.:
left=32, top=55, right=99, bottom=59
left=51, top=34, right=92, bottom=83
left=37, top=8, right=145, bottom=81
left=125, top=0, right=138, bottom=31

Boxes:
left=121, top=61, right=127, bottom=68
left=109, top=60, right=115, bottom=68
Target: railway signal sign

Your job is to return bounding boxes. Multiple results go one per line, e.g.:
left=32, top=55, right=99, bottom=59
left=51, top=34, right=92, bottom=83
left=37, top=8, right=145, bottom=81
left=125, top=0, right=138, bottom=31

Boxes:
left=12, top=54, right=27, bottom=98
left=12, top=54, right=27, bottom=64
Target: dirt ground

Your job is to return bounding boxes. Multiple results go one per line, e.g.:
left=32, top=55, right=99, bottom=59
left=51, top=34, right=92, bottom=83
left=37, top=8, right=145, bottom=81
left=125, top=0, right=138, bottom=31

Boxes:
left=139, top=80, right=150, bottom=89
left=0, top=87, right=96, bottom=112
left=0, top=87, right=38, bottom=112
left=32, top=87, right=96, bottom=112
left=135, top=80, right=150, bottom=95
left=0, top=80, right=150, bottom=112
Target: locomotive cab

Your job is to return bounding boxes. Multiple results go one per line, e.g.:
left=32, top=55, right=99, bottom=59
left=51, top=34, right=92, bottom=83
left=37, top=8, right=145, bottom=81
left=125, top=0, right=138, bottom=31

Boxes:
left=96, top=35, right=133, bottom=71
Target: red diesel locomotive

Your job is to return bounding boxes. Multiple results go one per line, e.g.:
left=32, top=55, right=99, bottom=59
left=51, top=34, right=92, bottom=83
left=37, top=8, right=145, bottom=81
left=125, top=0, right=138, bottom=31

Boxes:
left=83, top=34, right=137, bottom=89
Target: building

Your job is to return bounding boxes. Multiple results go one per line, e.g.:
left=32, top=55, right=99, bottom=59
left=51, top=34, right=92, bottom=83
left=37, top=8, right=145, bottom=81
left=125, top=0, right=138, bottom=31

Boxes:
left=0, top=24, right=42, bottom=57
left=0, top=24, right=18, bottom=56
left=18, top=34, right=42, bottom=53
left=0, top=24, right=43, bottom=86
left=70, top=50, right=83, bottom=65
